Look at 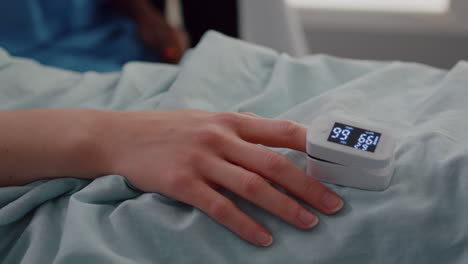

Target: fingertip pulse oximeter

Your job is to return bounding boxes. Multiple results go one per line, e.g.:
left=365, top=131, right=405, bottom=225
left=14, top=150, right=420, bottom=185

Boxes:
left=306, top=115, right=396, bottom=191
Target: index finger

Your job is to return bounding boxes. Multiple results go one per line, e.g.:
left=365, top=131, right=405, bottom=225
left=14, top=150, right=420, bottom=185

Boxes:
left=233, top=114, right=307, bottom=152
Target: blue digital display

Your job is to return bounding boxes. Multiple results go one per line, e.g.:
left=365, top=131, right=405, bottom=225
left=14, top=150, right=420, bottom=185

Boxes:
left=327, top=122, right=381, bottom=152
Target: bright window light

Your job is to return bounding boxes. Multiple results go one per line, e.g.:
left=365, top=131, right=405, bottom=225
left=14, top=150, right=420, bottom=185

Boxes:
left=287, top=0, right=450, bottom=14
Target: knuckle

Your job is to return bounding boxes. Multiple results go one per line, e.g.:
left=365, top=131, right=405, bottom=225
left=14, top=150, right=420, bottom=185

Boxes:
left=181, top=150, right=203, bottom=166
left=277, top=120, right=300, bottom=137
left=287, top=203, right=304, bottom=222
left=272, top=195, right=300, bottom=222
left=263, top=152, right=286, bottom=171
left=195, top=126, right=225, bottom=145
left=166, top=171, right=193, bottom=192
left=303, top=178, right=325, bottom=197
left=208, top=198, right=232, bottom=222
left=240, top=173, right=265, bottom=197
left=212, top=112, right=242, bottom=126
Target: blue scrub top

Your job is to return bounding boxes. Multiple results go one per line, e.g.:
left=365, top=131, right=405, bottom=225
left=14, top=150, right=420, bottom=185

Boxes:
left=0, top=0, right=157, bottom=72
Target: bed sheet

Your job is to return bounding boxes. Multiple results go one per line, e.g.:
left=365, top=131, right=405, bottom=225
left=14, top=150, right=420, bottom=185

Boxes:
left=1, top=31, right=468, bottom=263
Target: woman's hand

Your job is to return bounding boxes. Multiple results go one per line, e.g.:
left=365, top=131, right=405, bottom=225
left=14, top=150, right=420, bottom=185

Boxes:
left=0, top=109, right=343, bottom=246
left=99, top=109, right=344, bottom=246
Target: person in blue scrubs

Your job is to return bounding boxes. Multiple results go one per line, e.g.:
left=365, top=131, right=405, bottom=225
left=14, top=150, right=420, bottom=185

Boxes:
left=0, top=0, right=187, bottom=72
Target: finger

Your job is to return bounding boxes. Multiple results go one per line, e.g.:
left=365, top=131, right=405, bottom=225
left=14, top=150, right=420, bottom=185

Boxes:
left=174, top=29, right=189, bottom=51
left=230, top=114, right=307, bottom=152
left=203, top=159, right=319, bottom=230
left=189, top=182, right=274, bottom=247
left=223, top=139, right=344, bottom=214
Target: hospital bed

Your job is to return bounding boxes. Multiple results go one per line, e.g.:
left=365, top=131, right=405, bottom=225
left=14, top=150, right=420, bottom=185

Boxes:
left=1, top=32, right=468, bottom=263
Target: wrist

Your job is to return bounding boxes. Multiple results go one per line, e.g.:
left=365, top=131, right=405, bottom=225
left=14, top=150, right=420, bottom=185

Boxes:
left=63, top=109, right=114, bottom=180
left=0, top=109, right=113, bottom=186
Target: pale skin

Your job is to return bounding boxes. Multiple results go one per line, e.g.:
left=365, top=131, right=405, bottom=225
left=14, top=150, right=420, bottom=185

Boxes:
left=0, top=109, right=343, bottom=246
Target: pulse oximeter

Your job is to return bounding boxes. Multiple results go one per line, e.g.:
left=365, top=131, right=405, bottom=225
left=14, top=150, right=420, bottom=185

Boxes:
left=306, top=115, right=396, bottom=191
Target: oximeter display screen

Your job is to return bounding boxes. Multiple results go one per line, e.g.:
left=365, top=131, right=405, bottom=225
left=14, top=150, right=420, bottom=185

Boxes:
left=327, top=122, right=381, bottom=152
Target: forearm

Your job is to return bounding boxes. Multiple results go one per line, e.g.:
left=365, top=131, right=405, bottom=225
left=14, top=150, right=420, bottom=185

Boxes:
left=0, top=109, right=109, bottom=187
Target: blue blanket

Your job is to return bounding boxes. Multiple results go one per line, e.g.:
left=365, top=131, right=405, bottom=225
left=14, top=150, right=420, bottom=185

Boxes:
left=1, top=31, right=468, bottom=263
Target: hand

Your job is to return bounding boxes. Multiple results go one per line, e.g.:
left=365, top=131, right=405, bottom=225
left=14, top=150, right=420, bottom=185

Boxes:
left=136, top=13, right=188, bottom=64
left=99, top=109, right=344, bottom=246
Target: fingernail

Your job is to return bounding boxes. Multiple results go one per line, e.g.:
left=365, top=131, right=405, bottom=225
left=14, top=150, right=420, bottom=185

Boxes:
left=246, top=112, right=260, bottom=117
left=255, top=232, right=273, bottom=247
left=298, top=209, right=319, bottom=228
left=320, top=192, right=344, bottom=213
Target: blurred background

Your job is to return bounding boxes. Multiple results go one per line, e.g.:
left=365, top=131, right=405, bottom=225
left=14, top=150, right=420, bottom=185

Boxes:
left=241, top=0, right=468, bottom=69
left=1, top=0, right=466, bottom=71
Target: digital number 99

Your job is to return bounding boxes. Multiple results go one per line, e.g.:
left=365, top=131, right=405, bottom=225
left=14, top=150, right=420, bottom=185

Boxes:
left=331, top=127, right=351, bottom=141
